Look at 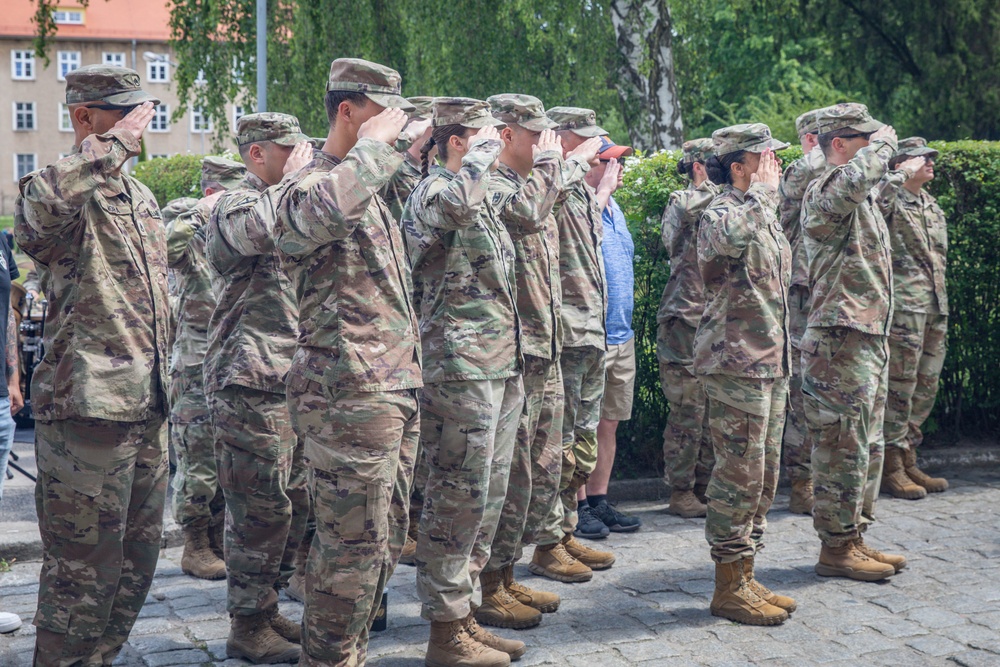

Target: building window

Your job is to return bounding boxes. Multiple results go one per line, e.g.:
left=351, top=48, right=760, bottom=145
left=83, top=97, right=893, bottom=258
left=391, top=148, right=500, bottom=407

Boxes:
left=13, top=102, right=36, bottom=131
left=59, top=103, right=73, bottom=132
left=103, top=52, right=125, bottom=67
left=191, top=107, right=212, bottom=133
left=52, top=9, right=85, bottom=24
left=233, top=105, right=246, bottom=127
left=147, top=60, right=169, bottom=83
left=15, top=154, right=37, bottom=181
left=149, top=104, right=170, bottom=132
left=151, top=153, right=169, bottom=159
left=12, top=50, right=35, bottom=80
left=57, top=51, right=80, bottom=81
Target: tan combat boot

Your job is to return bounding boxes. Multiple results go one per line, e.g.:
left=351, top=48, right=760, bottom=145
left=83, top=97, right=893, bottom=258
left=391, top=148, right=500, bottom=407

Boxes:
left=788, top=479, right=814, bottom=515
left=903, top=448, right=949, bottom=493
left=561, top=534, right=615, bottom=570
left=266, top=605, right=301, bottom=644
left=425, top=619, right=510, bottom=667
left=666, top=490, right=707, bottom=518
left=465, top=612, right=527, bottom=659
left=743, top=557, right=796, bottom=613
left=286, top=572, right=306, bottom=603
left=474, top=569, right=541, bottom=629
left=710, top=560, right=787, bottom=626
left=882, top=447, right=927, bottom=499
left=181, top=519, right=227, bottom=581
left=854, top=536, right=906, bottom=573
left=503, top=564, right=560, bottom=613
left=527, top=543, right=593, bottom=583
left=226, top=611, right=301, bottom=664
left=816, top=542, right=895, bottom=581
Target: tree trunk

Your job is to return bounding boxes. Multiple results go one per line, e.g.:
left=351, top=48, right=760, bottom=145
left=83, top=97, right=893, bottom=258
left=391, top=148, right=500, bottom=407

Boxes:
left=610, top=0, right=684, bottom=151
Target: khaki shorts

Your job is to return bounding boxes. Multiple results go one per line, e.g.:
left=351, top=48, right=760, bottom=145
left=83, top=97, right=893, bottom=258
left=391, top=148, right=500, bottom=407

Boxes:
left=601, top=337, right=636, bottom=421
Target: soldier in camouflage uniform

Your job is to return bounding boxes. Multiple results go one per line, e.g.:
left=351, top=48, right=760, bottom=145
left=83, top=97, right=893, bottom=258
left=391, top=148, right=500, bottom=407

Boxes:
left=15, top=66, right=170, bottom=667
left=204, top=113, right=311, bottom=664
left=657, top=138, right=719, bottom=519
left=877, top=137, right=950, bottom=499
left=777, top=108, right=830, bottom=515
left=801, top=103, right=910, bottom=582
left=273, top=59, right=423, bottom=667
left=695, top=124, right=794, bottom=626
left=403, top=97, right=529, bottom=667
left=167, top=156, right=245, bottom=581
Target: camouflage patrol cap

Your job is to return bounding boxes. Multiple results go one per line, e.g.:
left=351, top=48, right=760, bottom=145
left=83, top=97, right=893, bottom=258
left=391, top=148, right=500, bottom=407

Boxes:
left=815, top=102, right=884, bottom=136
left=546, top=106, right=607, bottom=137
left=161, top=197, right=199, bottom=225
left=433, top=97, right=505, bottom=129
left=712, top=123, right=790, bottom=156
left=326, top=58, right=414, bottom=111
left=487, top=94, right=558, bottom=131
left=681, top=138, right=714, bottom=164
left=236, top=112, right=309, bottom=147
left=895, top=136, right=939, bottom=160
left=65, top=64, right=160, bottom=106
left=201, top=156, right=246, bottom=192
left=407, top=96, right=435, bottom=121
left=795, top=109, right=822, bottom=137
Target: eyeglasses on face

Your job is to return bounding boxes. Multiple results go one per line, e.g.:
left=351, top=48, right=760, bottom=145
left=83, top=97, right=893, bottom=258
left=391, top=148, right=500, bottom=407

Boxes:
left=838, top=132, right=874, bottom=141
left=599, top=157, right=627, bottom=165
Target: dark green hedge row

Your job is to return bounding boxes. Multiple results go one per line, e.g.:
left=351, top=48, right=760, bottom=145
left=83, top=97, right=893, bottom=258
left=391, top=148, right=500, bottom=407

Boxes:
left=613, top=141, right=1000, bottom=479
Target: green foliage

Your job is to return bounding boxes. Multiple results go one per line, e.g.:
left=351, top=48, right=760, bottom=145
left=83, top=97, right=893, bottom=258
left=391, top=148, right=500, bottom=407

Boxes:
left=613, top=141, right=1000, bottom=479
left=131, top=154, right=203, bottom=206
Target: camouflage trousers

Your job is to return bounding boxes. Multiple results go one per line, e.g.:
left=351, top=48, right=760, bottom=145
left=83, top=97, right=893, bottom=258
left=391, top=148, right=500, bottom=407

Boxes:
left=407, top=443, right=430, bottom=534
left=169, top=366, right=225, bottom=528
left=209, top=386, right=307, bottom=616
left=33, top=414, right=168, bottom=667
left=416, top=376, right=524, bottom=622
left=558, top=346, right=606, bottom=534
left=885, top=311, right=948, bottom=451
left=801, top=326, right=889, bottom=547
left=782, top=285, right=813, bottom=482
left=701, top=375, right=787, bottom=563
left=486, top=356, right=565, bottom=572
left=287, top=376, right=418, bottom=667
left=658, top=316, right=714, bottom=492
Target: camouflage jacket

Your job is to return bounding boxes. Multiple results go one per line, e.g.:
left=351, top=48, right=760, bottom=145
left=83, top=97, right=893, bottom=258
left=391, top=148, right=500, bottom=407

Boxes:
left=204, top=172, right=298, bottom=394
left=14, top=128, right=170, bottom=421
left=802, top=139, right=895, bottom=334
left=275, top=140, right=422, bottom=392
left=381, top=153, right=423, bottom=223
left=491, top=155, right=587, bottom=361
left=167, top=193, right=223, bottom=376
left=656, top=181, right=721, bottom=328
left=694, top=183, right=792, bottom=378
left=878, top=178, right=948, bottom=315
left=778, top=147, right=828, bottom=288
left=558, top=180, right=607, bottom=350
left=403, top=137, right=522, bottom=383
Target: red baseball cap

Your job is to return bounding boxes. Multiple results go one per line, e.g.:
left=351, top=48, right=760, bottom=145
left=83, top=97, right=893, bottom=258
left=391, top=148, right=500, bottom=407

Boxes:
left=598, top=136, right=634, bottom=160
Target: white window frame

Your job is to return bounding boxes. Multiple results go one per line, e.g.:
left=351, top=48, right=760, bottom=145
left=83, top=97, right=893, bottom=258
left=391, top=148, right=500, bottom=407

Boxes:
left=146, top=60, right=169, bottom=83
left=57, top=51, right=80, bottom=81
left=190, top=107, right=212, bottom=133
left=102, top=51, right=126, bottom=67
left=149, top=104, right=170, bottom=133
left=52, top=9, right=84, bottom=24
left=150, top=153, right=169, bottom=160
left=14, top=154, right=37, bottom=181
left=11, top=50, right=36, bottom=80
left=13, top=102, right=36, bottom=131
left=233, top=105, right=246, bottom=127
left=58, top=103, right=73, bottom=132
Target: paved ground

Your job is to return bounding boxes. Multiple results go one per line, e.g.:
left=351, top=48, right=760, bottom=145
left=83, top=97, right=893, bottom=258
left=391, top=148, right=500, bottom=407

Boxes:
left=2, top=467, right=999, bottom=666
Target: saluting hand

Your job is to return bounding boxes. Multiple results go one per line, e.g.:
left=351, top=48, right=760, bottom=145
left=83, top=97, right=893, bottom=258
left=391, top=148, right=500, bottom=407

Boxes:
left=283, top=141, right=313, bottom=175
left=567, top=136, right=604, bottom=166
left=751, top=148, right=781, bottom=190
left=898, top=156, right=927, bottom=178
left=113, top=101, right=156, bottom=143
left=474, top=125, right=501, bottom=144
left=358, top=108, right=408, bottom=145
left=599, top=158, right=622, bottom=196
left=871, top=125, right=898, bottom=146
left=406, top=118, right=432, bottom=139
left=532, top=129, right=563, bottom=158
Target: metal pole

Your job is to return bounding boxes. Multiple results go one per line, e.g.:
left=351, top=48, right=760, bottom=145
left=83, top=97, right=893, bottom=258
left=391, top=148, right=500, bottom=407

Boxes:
left=256, top=0, right=267, bottom=112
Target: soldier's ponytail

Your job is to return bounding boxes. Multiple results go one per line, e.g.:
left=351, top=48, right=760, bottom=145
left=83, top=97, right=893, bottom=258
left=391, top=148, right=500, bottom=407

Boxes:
left=420, top=136, right=436, bottom=179
left=705, top=151, right=745, bottom=186
left=421, top=125, right=472, bottom=179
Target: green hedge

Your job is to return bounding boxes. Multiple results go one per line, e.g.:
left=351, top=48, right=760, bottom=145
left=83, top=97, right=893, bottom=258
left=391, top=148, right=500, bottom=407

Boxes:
left=614, top=141, right=1000, bottom=479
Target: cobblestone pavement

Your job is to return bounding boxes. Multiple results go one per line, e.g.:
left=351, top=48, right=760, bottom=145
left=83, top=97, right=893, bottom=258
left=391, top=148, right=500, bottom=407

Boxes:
left=2, top=467, right=999, bottom=666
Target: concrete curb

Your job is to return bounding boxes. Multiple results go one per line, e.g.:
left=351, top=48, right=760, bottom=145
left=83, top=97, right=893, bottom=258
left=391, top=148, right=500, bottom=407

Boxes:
left=2, top=446, right=996, bottom=564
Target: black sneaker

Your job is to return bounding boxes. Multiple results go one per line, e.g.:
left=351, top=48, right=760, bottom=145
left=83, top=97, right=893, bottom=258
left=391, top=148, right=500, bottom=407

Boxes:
left=591, top=499, right=642, bottom=533
left=574, top=505, right=611, bottom=540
